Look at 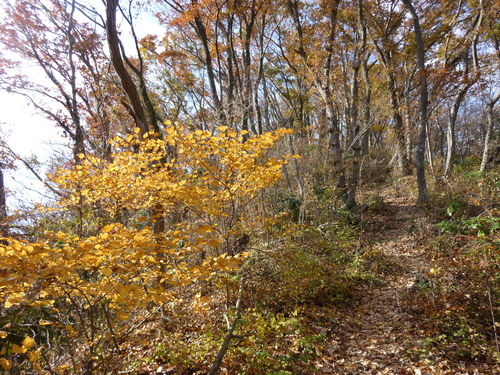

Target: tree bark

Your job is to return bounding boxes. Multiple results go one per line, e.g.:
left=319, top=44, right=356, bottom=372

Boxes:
left=360, top=58, right=372, bottom=155
left=0, top=169, right=7, bottom=241
left=0, top=169, right=6, bottom=220
left=480, top=91, right=500, bottom=172
left=387, top=71, right=412, bottom=176
left=369, top=23, right=412, bottom=176
left=402, top=0, right=428, bottom=204
left=443, top=73, right=475, bottom=177
left=105, top=0, right=149, bottom=134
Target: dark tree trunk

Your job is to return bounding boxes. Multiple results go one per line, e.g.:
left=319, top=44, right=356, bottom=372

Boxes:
left=105, top=0, right=149, bottom=134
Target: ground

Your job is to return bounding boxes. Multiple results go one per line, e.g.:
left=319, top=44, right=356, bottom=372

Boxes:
left=313, top=183, right=499, bottom=375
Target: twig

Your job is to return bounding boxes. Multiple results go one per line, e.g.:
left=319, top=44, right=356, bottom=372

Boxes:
left=207, top=276, right=245, bottom=375
left=102, top=302, right=121, bottom=353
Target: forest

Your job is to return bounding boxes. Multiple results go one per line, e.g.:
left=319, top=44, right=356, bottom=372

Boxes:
left=0, top=0, right=498, bottom=374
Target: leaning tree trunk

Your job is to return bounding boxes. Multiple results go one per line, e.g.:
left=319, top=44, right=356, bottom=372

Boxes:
left=106, top=0, right=168, bottom=234
left=106, top=0, right=149, bottom=134
left=402, top=0, right=428, bottom=203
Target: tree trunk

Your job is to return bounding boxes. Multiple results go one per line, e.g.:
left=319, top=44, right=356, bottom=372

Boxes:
left=387, top=71, right=412, bottom=176
left=402, top=0, right=428, bottom=203
left=443, top=85, right=470, bottom=177
left=370, top=27, right=412, bottom=176
left=0, top=169, right=6, bottom=220
left=346, top=47, right=361, bottom=211
left=106, top=0, right=167, bottom=233
left=480, top=91, right=500, bottom=172
left=425, top=121, right=435, bottom=179
left=0, top=169, right=7, bottom=241
left=361, top=58, right=372, bottom=155
left=105, top=0, right=149, bottom=134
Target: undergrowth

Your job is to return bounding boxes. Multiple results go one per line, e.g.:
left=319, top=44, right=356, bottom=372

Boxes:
left=404, top=159, right=499, bottom=365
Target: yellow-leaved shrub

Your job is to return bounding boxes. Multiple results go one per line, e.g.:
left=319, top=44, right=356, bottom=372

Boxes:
left=0, top=125, right=293, bottom=373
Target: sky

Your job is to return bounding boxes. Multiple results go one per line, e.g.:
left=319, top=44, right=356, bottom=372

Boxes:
left=0, top=91, right=67, bottom=209
left=0, top=2, right=165, bottom=211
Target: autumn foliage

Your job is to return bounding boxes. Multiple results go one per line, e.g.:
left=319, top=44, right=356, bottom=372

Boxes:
left=0, top=125, right=294, bottom=372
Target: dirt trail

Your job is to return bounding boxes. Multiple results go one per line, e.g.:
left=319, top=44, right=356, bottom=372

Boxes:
left=320, top=186, right=476, bottom=374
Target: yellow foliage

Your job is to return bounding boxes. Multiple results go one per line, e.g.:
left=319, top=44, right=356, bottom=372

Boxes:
left=22, top=337, right=35, bottom=349
left=27, top=349, right=41, bottom=362
left=0, top=358, right=12, bottom=371
left=0, top=125, right=290, bottom=318
left=12, top=344, right=27, bottom=354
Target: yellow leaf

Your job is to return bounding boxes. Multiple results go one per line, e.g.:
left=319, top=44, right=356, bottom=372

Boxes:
left=101, top=268, right=113, bottom=277
left=196, top=225, right=212, bottom=234
left=22, top=336, right=35, bottom=349
left=77, top=153, right=85, bottom=159
left=217, top=126, right=228, bottom=132
left=200, top=296, right=210, bottom=304
left=28, top=349, right=41, bottom=362
left=116, top=311, right=129, bottom=321
left=34, top=362, right=42, bottom=372
left=133, top=127, right=141, bottom=134
left=38, top=320, right=53, bottom=326
left=117, top=285, right=129, bottom=299
left=207, top=238, right=222, bottom=247
left=12, top=343, right=27, bottom=354
left=101, top=224, right=114, bottom=233
left=0, top=358, right=12, bottom=371
left=0, top=332, right=7, bottom=339
left=65, top=325, right=77, bottom=337
left=56, top=364, right=70, bottom=371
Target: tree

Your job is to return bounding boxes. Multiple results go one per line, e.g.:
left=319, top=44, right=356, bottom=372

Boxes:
left=401, top=0, right=428, bottom=203
left=0, top=138, right=15, bottom=240
left=0, top=125, right=294, bottom=373
left=105, top=0, right=164, bottom=136
left=366, top=0, right=412, bottom=176
left=441, top=0, right=484, bottom=177
left=480, top=90, right=500, bottom=172
left=0, top=0, right=116, bottom=163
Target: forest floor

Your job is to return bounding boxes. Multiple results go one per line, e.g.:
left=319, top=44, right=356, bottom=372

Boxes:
left=313, top=183, right=499, bottom=375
